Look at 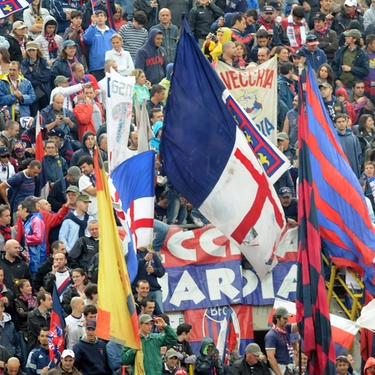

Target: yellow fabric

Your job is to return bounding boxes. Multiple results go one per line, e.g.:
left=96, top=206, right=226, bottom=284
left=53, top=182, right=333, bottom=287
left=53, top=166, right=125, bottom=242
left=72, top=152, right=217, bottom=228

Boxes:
left=134, top=350, right=145, bottom=375
left=94, top=150, right=141, bottom=349
left=201, top=27, right=232, bottom=62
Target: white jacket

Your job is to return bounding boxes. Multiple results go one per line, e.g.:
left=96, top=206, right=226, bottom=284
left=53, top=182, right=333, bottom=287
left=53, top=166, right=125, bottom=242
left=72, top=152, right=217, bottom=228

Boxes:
left=364, top=5, right=375, bottom=30
left=105, top=48, right=135, bottom=76
left=23, top=4, right=50, bottom=40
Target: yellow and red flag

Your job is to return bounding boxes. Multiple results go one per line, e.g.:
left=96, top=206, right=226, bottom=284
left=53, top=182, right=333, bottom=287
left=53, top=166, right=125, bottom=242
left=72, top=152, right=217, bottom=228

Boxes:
left=94, top=149, right=141, bottom=348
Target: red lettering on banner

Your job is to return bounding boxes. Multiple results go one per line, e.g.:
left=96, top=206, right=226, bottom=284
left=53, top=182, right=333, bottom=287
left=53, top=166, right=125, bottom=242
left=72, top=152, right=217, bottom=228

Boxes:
left=231, top=148, right=285, bottom=244
left=220, top=72, right=232, bottom=89
left=219, top=69, right=274, bottom=89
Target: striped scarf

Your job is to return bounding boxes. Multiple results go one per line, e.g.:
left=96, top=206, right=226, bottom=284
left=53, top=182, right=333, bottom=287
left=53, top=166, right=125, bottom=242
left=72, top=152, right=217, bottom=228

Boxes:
left=286, top=15, right=306, bottom=47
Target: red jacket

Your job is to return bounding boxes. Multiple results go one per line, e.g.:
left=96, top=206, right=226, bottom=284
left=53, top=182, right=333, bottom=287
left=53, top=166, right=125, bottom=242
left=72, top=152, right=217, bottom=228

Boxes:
left=73, top=102, right=104, bottom=142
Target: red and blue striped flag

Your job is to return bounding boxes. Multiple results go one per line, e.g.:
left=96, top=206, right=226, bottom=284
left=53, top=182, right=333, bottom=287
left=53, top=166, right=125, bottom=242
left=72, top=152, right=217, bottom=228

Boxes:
left=296, top=73, right=336, bottom=375
left=0, top=0, right=33, bottom=18
left=302, top=67, right=375, bottom=295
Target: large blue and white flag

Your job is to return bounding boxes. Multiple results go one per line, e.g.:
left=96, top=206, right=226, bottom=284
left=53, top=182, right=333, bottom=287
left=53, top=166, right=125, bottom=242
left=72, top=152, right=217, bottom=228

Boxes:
left=111, top=151, right=155, bottom=283
left=160, top=19, right=287, bottom=278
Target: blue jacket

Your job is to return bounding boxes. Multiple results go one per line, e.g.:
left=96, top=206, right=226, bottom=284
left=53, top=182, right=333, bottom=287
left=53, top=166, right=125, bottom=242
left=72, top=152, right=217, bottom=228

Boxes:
left=21, top=57, right=52, bottom=99
left=26, top=346, right=59, bottom=375
left=50, top=0, right=82, bottom=33
left=40, top=104, right=78, bottom=139
left=150, top=121, right=163, bottom=154
left=277, top=75, right=295, bottom=109
left=135, top=29, right=168, bottom=85
left=132, top=250, right=166, bottom=292
left=225, top=0, right=247, bottom=14
left=83, top=25, right=116, bottom=72
left=300, top=45, right=327, bottom=72
left=24, top=213, right=47, bottom=273
left=0, top=313, right=21, bottom=358
left=51, top=56, right=86, bottom=81
left=0, top=76, right=36, bottom=120
left=43, top=155, right=68, bottom=183
left=332, top=45, right=369, bottom=82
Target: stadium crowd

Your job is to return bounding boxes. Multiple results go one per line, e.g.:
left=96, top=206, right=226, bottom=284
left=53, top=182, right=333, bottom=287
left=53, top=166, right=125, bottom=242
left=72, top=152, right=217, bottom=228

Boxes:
left=0, top=0, right=373, bottom=373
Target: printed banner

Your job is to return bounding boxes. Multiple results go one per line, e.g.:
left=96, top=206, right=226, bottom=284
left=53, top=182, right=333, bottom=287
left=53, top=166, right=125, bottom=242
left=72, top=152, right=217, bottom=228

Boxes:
left=184, top=305, right=254, bottom=355
left=215, top=57, right=278, bottom=144
left=106, top=68, right=135, bottom=172
left=159, top=226, right=298, bottom=311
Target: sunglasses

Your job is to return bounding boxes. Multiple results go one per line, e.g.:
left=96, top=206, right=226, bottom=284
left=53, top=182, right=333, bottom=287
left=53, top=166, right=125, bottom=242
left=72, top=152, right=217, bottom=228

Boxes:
left=0, top=155, right=9, bottom=158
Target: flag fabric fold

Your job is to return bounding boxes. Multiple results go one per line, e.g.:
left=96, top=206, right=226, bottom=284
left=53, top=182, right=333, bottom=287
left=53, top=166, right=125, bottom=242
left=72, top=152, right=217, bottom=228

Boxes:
left=360, top=290, right=375, bottom=365
left=296, top=74, right=336, bottom=375
left=134, top=99, right=153, bottom=155
left=110, top=151, right=155, bottom=283
left=48, top=285, right=65, bottom=361
left=160, top=18, right=286, bottom=279
left=35, top=113, right=49, bottom=199
left=94, top=148, right=141, bottom=348
left=303, top=66, right=375, bottom=294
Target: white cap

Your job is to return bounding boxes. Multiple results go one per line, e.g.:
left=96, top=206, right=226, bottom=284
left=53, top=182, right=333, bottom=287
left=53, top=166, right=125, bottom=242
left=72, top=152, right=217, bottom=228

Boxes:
left=61, top=349, right=75, bottom=359
left=344, top=0, right=357, bottom=6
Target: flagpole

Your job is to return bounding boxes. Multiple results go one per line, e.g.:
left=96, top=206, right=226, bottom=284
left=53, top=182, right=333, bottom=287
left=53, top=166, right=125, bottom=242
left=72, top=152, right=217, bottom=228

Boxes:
left=298, top=337, right=302, bottom=375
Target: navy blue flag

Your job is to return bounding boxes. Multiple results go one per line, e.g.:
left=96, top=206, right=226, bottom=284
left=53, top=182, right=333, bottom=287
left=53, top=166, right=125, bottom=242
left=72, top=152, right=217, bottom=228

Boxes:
left=160, top=18, right=286, bottom=278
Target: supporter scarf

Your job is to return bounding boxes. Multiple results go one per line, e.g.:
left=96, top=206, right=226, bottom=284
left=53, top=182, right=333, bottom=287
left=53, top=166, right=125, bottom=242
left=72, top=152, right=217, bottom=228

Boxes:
left=258, top=16, right=273, bottom=30
left=63, top=211, right=89, bottom=238
left=69, top=23, right=88, bottom=55
left=18, top=294, right=38, bottom=310
left=314, top=23, right=329, bottom=35
left=45, top=32, right=58, bottom=60
left=286, top=15, right=306, bottom=47
left=272, top=324, right=295, bottom=361
left=89, top=173, right=96, bottom=187
left=67, top=56, right=79, bottom=77
left=0, top=225, right=12, bottom=242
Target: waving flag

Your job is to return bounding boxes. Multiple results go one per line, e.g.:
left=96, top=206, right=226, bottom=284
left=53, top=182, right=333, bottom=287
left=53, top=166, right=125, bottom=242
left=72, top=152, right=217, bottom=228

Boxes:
left=217, top=309, right=239, bottom=364
left=48, top=285, right=65, bottom=361
left=304, top=66, right=375, bottom=294
left=0, top=0, right=33, bottom=18
left=160, top=18, right=286, bottom=279
left=94, top=148, right=141, bottom=348
left=134, top=99, right=153, bottom=155
left=111, top=151, right=155, bottom=283
left=296, top=80, right=337, bottom=375
left=360, top=290, right=375, bottom=365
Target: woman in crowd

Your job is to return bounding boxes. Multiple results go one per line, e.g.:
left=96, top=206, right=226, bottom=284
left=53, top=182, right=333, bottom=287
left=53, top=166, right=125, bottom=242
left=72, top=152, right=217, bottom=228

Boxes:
left=316, top=63, right=335, bottom=89
left=23, top=0, right=50, bottom=41
left=275, top=46, right=290, bottom=64
left=113, top=4, right=126, bottom=32
left=21, top=41, right=52, bottom=116
left=0, top=47, right=10, bottom=78
left=84, top=283, right=98, bottom=306
left=233, top=41, right=247, bottom=67
left=131, top=68, right=151, bottom=105
left=357, top=114, right=375, bottom=161
left=62, top=268, right=88, bottom=315
left=51, top=40, right=86, bottom=81
left=105, top=34, right=134, bottom=76
left=5, top=21, right=28, bottom=63
left=14, top=279, right=37, bottom=364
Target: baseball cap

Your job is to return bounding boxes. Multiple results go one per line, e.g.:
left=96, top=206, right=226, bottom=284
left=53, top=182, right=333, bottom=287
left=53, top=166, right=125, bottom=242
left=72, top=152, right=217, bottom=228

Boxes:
left=165, top=349, right=179, bottom=359
left=86, top=320, right=96, bottom=329
left=344, top=0, right=357, bottom=6
left=61, top=349, right=75, bottom=359
left=262, top=5, right=275, bottom=13
left=67, top=166, right=81, bottom=181
left=0, top=146, right=9, bottom=156
left=65, top=185, right=80, bottom=194
left=344, top=29, right=361, bottom=39
left=312, top=11, right=326, bottom=20
left=47, top=128, right=65, bottom=139
left=76, top=194, right=91, bottom=203
left=246, top=343, right=262, bottom=356
left=319, top=81, right=333, bottom=90
left=14, top=141, right=25, bottom=153
left=277, top=132, right=289, bottom=141
left=26, top=41, right=39, bottom=51
left=54, top=76, right=70, bottom=85
left=278, top=187, right=293, bottom=197
left=63, top=40, right=77, bottom=48
left=274, top=306, right=292, bottom=318
left=292, top=49, right=306, bottom=58
left=25, top=196, right=42, bottom=203
left=13, top=21, right=27, bottom=30
left=139, top=314, right=153, bottom=324
left=306, top=34, right=319, bottom=45
left=268, top=1, right=282, bottom=10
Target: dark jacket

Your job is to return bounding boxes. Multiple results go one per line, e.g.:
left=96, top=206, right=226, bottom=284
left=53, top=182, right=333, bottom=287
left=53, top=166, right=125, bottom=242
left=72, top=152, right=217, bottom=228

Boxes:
left=47, top=178, right=77, bottom=213
left=70, top=131, right=107, bottom=167
left=309, top=28, right=339, bottom=62
left=43, top=269, right=72, bottom=294
left=332, top=10, right=364, bottom=36
left=51, top=56, right=86, bottom=81
left=14, top=295, right=37, bottom=332
left=68, top=236, right=98, bottom=271
left=230, top=357, right=271, bottom=375
left=0, top=345, right=10, bottom=366
left=5, top=34, right=25, bottom=63
left=194, top=337, right=224, bottom=375
left=43, top=155, right=68, bottom=184
left=61, top=285, right=80, bottom=315
left=188, top=3, right=224, bottom=40
left=255, top=18, right=290, bottom=47
left=28, top=308, right=51, bottom=351
left=323, top=96, right=347, bottom=122
left=73, top=336, right=110, bottom=375
left=277, top=75, right=295, bottom=109
left=158, top=0, right=193, bottom=27
left=0, top=255, right=31, bottom=295
left=133, top=0, right=158, bottom=30
left=332, top=45, right=369, bottom=83
left=135, top=29, right=168, bottom=85
left=0, top=313, right=21, bottom=358
left=34, top=256, right=54, bottom=292
left=0, top=20, right=12, bottom=37
left=46, top=362, right=82, bottom=375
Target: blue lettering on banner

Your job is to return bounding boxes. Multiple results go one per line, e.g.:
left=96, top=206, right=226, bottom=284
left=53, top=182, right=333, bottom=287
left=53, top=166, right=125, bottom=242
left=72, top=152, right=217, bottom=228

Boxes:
left=256, top=117, right=274, bottom=137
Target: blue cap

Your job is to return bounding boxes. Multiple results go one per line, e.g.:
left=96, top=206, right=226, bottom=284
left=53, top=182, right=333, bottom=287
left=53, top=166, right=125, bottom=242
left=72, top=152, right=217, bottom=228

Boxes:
left=279, top=187, right=293, bottom=197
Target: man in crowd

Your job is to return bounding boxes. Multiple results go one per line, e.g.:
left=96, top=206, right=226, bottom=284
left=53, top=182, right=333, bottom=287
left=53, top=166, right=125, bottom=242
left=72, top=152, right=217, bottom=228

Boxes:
left=77, top=156, right=97, bottom=219
left=47, top=349, right=82, bottom=375
left=65, top=297, right=85, bottom=350
left=231, top=343, right=270, bottom=375
left=319, top=81, right=346, bottom=121
left=0, top=121, right=19, bottom=152
left=150, top=109, right=164, bottom=129
left=43, top=252, right=71, bottom=298
left=0, top=205, right=15, bottom=252
left=278, top=187, right=298, bottom=227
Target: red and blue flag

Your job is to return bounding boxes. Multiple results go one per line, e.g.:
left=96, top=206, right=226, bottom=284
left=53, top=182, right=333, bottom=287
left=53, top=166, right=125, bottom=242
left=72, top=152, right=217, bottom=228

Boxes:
left=0, top=0, right=33, bottom=18
left=296, top=72, right=336, bottom=375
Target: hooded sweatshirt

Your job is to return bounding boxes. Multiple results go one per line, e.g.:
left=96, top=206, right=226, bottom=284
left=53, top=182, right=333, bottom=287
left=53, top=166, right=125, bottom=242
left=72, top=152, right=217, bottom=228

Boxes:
left=135, top=29, right=168, bottom=85
left=23, top=1, right=50, bottom=40
left=0, top=312, right=21, bottom=358
left=35, top=15, right=64, bottom=64
left=335, top=87, right=356, bottom=125
left=365, top=6, right=375, bottom=31
left=194, top=337, right=224, bottom=375
left=364, top=357, right=375, bottom=373
left=150, top=121, right=163, bottom=154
